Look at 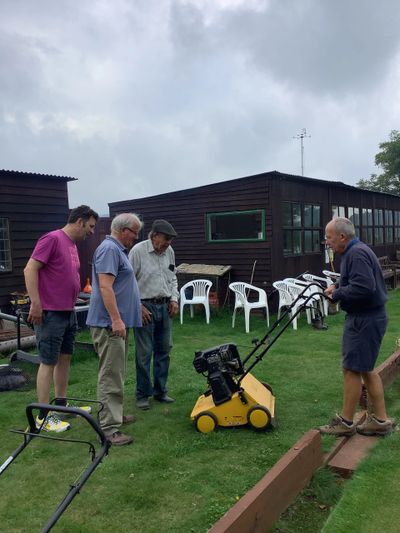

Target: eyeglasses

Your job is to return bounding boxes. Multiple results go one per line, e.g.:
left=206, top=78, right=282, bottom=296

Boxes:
left=124, top=227, right=137, bottom=234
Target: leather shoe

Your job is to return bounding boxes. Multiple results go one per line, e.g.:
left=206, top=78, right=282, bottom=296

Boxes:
left=107, top=431, right=133, bottom=446
left=136, top=398, right=150, bottom=410
left=122, top=414, right=136, bottom=425
left=154, top=394, right=175, bottom=403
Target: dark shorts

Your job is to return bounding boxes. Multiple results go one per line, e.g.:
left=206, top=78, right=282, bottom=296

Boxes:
left=342, top=309, right=387, bottom=372
left=35, top=311, right=78, bottom=365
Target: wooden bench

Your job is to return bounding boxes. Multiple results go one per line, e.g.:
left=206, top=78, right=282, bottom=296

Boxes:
left=378, top=256, right=400, bottom=289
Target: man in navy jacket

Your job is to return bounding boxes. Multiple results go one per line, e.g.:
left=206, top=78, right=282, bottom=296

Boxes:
left=319, top=217, right=395, bottom=437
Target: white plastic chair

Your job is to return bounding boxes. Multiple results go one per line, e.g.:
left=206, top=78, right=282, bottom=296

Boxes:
left=180, top=279, right=212, bottom=324
left=229, top=282, right=269, bottom=333
left=284, top=281, right=314, bottom=325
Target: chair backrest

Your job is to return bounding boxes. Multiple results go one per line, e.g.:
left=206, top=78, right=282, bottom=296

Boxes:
left=181, top=279, right=212, bottom=300
left=303, top=273, right=331, bottom=288
left=229, top=282, right=266, bottom=305
left=272, top=281, right=292, bottom=307
left=322, top=270, right=340, bottom=280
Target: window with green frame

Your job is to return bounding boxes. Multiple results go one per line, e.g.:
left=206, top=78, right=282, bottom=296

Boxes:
left=283, top=202, right=321, bottom=255
left=206, top=209, right=265, bottom=242
left=0, top=218, right=12, bottom=273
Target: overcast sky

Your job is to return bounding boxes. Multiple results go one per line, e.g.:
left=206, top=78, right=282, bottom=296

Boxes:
left=1, top=0, right=400, bottom=215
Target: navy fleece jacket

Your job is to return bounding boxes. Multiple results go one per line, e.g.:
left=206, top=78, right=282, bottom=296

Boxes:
left=331, top=239, right=387, bottom=314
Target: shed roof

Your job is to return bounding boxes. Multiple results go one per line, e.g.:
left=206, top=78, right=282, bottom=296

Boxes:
left=0, top=169, right=76, bottom=182
left=109, top=170, right=400, bottom=207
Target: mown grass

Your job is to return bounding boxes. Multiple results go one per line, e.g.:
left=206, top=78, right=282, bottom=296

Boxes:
left=0, top=293, right=399, bottom=532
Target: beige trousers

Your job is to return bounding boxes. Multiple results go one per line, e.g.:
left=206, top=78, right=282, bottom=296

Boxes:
left=90, top=327, right=129, bottom=436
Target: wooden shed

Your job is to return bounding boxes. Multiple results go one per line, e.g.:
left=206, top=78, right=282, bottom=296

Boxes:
left=108, top=170, right=400, bottom=303
left=0, top=169, right=75, bottom=311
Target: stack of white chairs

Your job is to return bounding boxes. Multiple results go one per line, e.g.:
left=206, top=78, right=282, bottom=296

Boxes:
left=272, top=280, right=311, bottom=330
left=287, top=277, right=327, bottom=317
left=301, top=274, right=332, bottom=316
left=283, top=279, right=316, bottom=323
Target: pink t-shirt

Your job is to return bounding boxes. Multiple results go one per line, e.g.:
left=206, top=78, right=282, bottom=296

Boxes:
left=31, top=229, right=80, bottom=310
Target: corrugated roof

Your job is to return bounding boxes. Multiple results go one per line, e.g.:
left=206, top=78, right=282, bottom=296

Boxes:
left=0, top=169, right=76, bottom=181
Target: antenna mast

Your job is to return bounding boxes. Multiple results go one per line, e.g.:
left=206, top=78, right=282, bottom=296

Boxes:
left=293, top=128, right=311, bottom=176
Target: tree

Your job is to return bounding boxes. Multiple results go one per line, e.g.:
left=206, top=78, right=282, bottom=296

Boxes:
left=357, top=130, right=400, bottom=195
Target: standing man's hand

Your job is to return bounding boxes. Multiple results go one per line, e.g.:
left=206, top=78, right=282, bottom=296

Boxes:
left=141, top=304, right=152, bottom=325
left=28, top=301, right=43, bottom=325
left=111, top=317, right=126, bottom=338
left=168, top=301, right=179, bottom=318
left=324, top=285, right=335, bottom=299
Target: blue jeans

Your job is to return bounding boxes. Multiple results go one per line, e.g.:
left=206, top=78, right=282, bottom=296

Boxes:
left=134, top=302, right=172, bottom=400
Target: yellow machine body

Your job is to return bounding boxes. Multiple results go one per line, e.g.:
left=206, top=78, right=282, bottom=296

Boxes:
left=191, top=372, right=276, bottom=433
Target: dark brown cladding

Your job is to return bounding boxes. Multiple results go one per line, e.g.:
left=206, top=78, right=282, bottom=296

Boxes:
left=0, top=169, right=75, bottom=309
left=108, top=170, right=400, bottom=308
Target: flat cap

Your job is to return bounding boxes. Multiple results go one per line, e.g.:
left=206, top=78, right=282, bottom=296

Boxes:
left=151, top=219, right=177, bottom=237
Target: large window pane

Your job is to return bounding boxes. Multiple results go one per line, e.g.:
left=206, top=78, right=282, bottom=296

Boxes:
left=304, top=205, right=312, bottom=227
left=207, top=210, right=265, bottom=242
left=292, top=204, right=301, bottom=227
left=386, top=227, right=393, bottom=243
left=293, top=230, right=302, bottom=254
left=304, top=230, right=312, bottom=252
left=282, top=202, right=292, bottom=226
left=312, top=206, right=320, bottom=227
left=374, top=227, right=384, bottom=245
left=283, top=230, right=292, bottom=254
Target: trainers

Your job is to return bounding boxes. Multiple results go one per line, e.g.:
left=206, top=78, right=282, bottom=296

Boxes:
left=356, top=414, right=395, bottom=436
left=35, top=414, right=70, bottom=433
left=107, top=431, right=133, bottom=446
left=58, top=403, right=92, bottom=420
left=319, top=414, right=356, bottom=436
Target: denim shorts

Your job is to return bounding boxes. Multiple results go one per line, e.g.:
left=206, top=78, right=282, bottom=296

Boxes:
left=35, top=311, right=78, bottom=365
left=342, top=309, right=387, bottom=372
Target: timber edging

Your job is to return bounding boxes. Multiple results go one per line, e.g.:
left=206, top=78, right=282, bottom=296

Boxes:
left=208, top=430, right=322, bottom=533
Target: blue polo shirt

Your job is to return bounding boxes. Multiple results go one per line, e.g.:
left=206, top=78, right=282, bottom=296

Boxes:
left=86, top=236, right=142, bottom=328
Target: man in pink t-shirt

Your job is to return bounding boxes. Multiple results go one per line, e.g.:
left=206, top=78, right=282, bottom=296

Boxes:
left=24, top=205, right=98, bottom=433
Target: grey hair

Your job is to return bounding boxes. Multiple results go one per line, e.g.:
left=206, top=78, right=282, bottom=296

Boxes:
left=111, top=213, right=142, bottom=232
left=330, top=217, right=356, bottom=239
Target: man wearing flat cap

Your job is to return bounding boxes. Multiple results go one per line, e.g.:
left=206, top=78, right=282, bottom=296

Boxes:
left=129, top=219, right=179, bottom=410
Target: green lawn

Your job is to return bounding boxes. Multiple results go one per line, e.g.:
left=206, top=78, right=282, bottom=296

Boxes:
left=0, top=293, right=399, bottom=532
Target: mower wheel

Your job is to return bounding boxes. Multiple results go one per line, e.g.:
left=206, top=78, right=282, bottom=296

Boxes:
left=261, top=381, right=274, bottom=395
left=195, top=412, right=218, bottom=433
left=247, top=405, right=272, bottom=431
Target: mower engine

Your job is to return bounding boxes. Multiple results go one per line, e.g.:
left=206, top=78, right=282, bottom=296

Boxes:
left=193, top=343, right=244, bottom=405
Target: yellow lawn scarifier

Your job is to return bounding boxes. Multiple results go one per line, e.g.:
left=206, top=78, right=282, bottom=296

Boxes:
left=191, top=283, right=326, bottom=433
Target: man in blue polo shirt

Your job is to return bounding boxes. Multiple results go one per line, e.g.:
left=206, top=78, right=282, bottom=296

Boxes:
left=87, top=213, right=142, bottom=446
left=319, top=217, right=395, bottom=437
